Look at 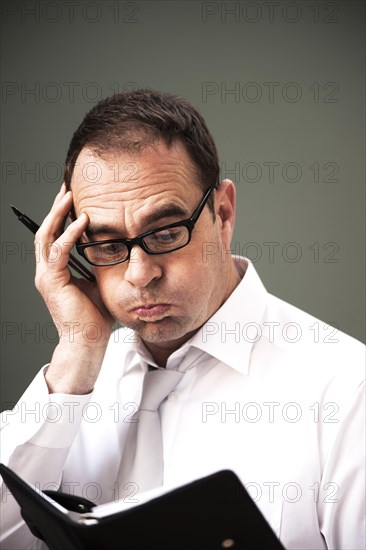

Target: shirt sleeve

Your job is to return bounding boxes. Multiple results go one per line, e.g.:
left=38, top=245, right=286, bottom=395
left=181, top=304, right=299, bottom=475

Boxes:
left=0, top=364, right=92, bottom=548
left=318, top=380, right=366, bottom=550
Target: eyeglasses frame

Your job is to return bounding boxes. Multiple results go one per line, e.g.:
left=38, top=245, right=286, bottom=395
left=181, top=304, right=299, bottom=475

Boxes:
left=76, top=184, right=217, bottom=266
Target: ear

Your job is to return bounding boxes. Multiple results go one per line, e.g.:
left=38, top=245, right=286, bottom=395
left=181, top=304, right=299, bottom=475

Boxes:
left=214, top=179, right=236, bottom=244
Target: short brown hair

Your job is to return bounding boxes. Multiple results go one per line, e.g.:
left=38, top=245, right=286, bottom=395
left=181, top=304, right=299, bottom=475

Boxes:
left=64, top=89, right=220, bottom=211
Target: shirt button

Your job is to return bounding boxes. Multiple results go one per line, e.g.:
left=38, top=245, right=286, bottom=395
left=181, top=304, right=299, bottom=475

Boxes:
left=167, top=392, right=178, bottom=403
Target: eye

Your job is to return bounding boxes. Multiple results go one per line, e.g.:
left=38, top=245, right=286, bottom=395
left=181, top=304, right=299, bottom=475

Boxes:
left=84, top=241, right=128, bottom=263
left=96, top=242, right=128, bottom=258
left=102, top=243, right=123, bottom=254
left=145, top=227, right=189, bottom=251
left=156, top=229, right=180, bottom=242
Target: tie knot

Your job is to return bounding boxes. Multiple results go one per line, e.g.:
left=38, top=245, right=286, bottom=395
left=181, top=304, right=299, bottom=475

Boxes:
left=139, top=369, right=183, bottom=411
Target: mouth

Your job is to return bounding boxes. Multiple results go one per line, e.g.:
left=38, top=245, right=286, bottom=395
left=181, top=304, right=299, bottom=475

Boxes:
left=132, top=304, right=172, bottom=321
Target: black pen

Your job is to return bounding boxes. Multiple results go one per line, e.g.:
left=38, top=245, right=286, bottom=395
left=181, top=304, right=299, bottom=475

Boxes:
left=10, top=205, right=96, bottom=283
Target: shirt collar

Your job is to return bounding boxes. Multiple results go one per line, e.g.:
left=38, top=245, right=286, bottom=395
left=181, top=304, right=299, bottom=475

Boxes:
left=126, top=257, right=268, bottom=376
left=189, top=257, right=268, bottom=375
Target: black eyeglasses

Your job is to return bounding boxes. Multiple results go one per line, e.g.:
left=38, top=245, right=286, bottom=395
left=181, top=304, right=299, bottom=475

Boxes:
left=76, top=185, right=216, bottom=266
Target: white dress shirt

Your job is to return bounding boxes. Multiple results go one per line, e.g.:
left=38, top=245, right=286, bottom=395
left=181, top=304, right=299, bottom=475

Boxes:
left=1, top=257, right=365, bottom=549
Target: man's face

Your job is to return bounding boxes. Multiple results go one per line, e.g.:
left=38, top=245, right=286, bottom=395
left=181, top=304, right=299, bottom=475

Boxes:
left=71, top=140, right=237, bottom=354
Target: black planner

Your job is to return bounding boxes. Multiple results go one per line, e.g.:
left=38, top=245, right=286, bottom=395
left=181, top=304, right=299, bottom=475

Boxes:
left=0, top=464, right=285, bottom=549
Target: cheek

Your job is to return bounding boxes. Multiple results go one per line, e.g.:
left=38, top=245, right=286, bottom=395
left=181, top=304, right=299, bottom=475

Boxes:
left=166, top=226, right=224, bottom=294
left=94, top=268, right=121, bottom=301
left=170, top=249, right=220, bottom=297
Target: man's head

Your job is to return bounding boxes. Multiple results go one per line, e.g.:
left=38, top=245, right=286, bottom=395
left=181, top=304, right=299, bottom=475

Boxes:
left=66, top=90, right=240, bottom=362
left=64, top=89, right=219, bottom=214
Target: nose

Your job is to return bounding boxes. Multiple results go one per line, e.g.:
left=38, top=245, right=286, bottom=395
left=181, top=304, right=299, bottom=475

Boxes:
left=123, top=246, right=163, bottom=288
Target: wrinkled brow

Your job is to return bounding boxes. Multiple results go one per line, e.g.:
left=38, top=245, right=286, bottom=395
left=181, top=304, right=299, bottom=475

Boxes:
left=85, top=203, right=189, bottom=239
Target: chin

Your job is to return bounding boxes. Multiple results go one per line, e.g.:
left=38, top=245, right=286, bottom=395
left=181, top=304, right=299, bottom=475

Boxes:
left=133, top=317, right=192, bottom=344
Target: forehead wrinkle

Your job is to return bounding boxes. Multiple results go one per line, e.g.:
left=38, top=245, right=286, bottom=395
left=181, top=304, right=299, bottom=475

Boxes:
left=72, top=141, right=203, bottom=236
left=84, top=193, right=192, bottom=240
left=74, top=172, right=190, bottom=208
left=75, top=181, right=191, bottom=219
left=72, top=142, right=201, bottom=208
left=76, top=189, right=124, bottom=212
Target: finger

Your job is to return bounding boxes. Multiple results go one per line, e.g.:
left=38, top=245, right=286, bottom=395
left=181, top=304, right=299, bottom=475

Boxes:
left=45, top=213, right=89, bottom=270
left=35, top=212, right=89, bottom=291
left=37, top=191, right=73, bottom=243
left=51, top=182, right=67, bottom=206
left=35, top=192, right=74, bottom=267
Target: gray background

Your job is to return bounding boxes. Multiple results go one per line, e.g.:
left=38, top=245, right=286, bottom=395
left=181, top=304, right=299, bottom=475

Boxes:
left=1, top=0, right=365, bottom=410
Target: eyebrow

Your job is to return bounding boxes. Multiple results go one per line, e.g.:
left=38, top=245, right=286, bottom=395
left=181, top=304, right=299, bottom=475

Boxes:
left=85, top=203, right=189, bottom=239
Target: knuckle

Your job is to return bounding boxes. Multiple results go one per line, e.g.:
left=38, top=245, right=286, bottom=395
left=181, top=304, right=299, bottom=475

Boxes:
left=35, top=268, right=55, bottom=295
left=34, top=271, right=45, bottom=292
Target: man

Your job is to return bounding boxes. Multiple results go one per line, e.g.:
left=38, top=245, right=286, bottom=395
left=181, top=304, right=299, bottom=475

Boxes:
left=1, top=90, right=364, bottom=549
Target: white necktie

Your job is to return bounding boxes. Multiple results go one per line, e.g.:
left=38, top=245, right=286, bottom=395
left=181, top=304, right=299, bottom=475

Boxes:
left=116, top=367, right=184, bottom=498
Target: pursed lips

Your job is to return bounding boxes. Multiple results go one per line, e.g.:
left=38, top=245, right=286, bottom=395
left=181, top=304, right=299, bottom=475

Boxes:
left=132, top=304, right=172, bottom=320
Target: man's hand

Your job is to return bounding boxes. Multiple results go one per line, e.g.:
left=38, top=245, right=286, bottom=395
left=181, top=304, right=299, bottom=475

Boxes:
left=34, top=184, right=115, bottom=395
